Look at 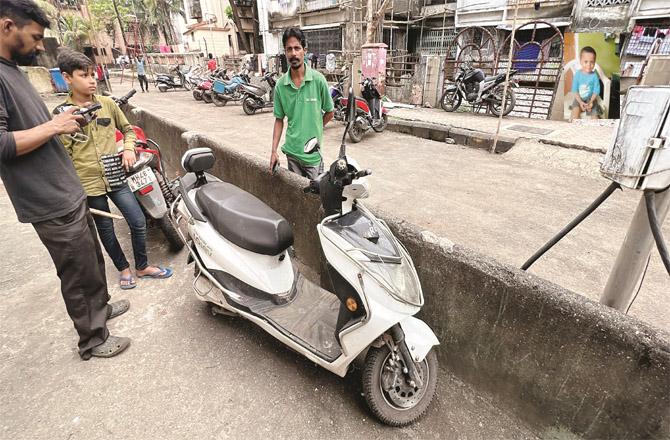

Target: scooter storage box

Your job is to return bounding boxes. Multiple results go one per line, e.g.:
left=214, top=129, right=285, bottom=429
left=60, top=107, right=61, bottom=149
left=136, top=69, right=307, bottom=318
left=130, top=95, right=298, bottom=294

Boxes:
left=212, top=80, right=228, bottom=94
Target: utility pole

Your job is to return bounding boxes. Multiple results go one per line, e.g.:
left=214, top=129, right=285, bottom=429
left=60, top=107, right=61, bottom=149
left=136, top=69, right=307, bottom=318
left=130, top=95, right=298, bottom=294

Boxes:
left=600, top=192, right=670, bottom=312
left=491, top=0, right=519, bottom=154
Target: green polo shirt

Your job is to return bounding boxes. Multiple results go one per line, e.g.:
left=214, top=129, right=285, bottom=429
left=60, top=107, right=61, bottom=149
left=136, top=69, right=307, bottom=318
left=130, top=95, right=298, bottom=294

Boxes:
left=273, top=64, right=334, bottom=166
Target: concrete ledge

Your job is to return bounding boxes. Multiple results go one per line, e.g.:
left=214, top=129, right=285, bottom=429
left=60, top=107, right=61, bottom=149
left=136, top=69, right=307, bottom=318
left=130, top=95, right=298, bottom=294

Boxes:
left=128, top=105, right=670, bottom=439
left=387, top=117, right=516, bottom=153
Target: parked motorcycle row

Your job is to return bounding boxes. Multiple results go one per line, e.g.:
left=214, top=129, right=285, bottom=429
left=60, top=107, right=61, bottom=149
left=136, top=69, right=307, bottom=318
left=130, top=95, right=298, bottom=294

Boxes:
left=99, top=84, right=439, bottom=427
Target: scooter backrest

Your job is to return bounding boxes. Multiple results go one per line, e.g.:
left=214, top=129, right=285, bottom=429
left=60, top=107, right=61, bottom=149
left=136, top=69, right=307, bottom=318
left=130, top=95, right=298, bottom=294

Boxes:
left=182, top=147, right=215, bottom=173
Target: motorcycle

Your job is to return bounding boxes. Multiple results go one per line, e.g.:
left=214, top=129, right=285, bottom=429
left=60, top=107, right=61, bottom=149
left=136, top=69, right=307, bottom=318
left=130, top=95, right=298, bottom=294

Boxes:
left=239, top=72, right=278, bottom=115
left=341, top=77, right=389, bottom=143
left=155, top=64, right=194, bottom=93
left=210, top=72, right=250, bottom=107
left=440, top=65, right=518, bottom=116
left=193, top=69, right=228, bottom=102
left=330, top=75, right=348, bottom=122
left=168, top=87, right=439, bottom=426
left=111, top=89, right=184, bottom=251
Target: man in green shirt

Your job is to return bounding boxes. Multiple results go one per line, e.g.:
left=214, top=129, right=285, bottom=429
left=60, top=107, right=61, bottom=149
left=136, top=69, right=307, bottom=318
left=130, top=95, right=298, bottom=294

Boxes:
left=271, top=27, right=334, bottom=179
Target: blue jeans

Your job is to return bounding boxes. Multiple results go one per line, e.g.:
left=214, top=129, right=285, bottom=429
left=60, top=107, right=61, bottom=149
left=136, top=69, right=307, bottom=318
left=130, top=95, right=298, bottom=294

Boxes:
left=87, top=185, right=148, bottom=271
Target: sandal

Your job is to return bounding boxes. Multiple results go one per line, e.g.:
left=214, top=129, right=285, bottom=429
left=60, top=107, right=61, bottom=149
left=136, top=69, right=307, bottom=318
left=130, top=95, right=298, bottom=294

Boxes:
left=120, top=274, right=136, bottom=290
left=89, top=335, right=131, bottom=358
left=107, top=299, right=130, bottom=320
left=138, top=266, right=173, bottom=279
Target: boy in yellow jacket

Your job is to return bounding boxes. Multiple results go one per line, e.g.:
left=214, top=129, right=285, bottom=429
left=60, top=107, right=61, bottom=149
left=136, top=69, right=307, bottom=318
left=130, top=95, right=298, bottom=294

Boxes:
left=56, top=49, right=172, bottom=289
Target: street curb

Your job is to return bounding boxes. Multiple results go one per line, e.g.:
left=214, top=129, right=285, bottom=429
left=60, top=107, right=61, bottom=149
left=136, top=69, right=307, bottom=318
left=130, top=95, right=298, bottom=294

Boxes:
left=387, top=117, right=516, bottom=153
left=388, top=116, right=607, bottom=154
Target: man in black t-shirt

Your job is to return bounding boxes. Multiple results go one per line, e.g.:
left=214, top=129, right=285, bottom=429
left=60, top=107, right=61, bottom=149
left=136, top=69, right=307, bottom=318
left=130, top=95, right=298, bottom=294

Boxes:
left=0, top=0, right=131, bottom=359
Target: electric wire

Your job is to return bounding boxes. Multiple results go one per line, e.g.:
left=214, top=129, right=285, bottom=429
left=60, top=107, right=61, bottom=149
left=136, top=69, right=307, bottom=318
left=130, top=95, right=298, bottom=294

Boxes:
left=521, top=182, right=621, bottom=271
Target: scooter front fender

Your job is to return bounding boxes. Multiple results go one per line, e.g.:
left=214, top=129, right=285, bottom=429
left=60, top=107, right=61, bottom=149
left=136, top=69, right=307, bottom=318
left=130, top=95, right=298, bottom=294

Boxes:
left=399, top=316, right=439, bottom=362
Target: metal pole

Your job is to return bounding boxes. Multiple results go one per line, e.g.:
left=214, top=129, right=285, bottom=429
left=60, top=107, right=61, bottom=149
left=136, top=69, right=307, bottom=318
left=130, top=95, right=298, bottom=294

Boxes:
left=490, top=0, right=519, bottom=154
left=600, top=189, right=670, bottom=312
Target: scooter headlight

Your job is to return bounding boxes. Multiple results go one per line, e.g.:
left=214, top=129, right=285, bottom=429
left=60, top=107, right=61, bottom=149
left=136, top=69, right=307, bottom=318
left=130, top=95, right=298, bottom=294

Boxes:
left=361, top=257, right=422, bottom=307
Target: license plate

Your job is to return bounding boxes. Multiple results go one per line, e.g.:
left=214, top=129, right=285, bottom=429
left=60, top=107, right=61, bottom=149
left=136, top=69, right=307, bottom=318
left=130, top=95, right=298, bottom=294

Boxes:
left=127, top=168, right=153, bottom=192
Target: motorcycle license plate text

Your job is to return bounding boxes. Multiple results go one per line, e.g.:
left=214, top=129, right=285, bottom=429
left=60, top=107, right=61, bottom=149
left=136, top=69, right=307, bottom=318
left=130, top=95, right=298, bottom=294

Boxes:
left=127, top=168, right=153, bottom=192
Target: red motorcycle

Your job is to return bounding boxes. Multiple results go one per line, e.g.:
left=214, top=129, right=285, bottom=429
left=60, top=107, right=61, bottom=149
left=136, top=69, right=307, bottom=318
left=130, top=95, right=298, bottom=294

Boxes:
left=111, top=90, right=183, bottom=251
left=337, top=77, right=389, bottom=143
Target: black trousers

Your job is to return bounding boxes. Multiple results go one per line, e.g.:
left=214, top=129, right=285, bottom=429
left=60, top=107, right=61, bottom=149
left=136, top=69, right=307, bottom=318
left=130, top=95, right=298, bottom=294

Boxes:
left=32, top=201, right=110, bottom=357
left=137, top=74, right=149, bottom=91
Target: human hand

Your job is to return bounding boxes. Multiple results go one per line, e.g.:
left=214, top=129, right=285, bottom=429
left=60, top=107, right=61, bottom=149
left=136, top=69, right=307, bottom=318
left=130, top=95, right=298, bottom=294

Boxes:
left=122, top=150, right=137, bottom=172
left=270, top=151, right=279, bottom=172
left=580, top=102, right=588, bottom=112
left=586, top=102, right=593, bottom=112
left=51, top=107, right=85, bottom=135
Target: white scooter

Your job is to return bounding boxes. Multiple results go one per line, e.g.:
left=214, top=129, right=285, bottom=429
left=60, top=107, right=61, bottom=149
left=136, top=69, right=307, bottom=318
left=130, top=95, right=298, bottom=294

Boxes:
left=168, top=89, right=440, bottom=426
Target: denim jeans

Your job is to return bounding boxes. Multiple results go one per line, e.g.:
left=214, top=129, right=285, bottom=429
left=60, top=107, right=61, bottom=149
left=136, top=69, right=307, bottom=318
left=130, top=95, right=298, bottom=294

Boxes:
left=87, top=184, right=148, bottom=271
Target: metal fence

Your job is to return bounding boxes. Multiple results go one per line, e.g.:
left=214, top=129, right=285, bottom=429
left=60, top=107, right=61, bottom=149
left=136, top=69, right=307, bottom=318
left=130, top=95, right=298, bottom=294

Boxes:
left=496, top=21, right=564, bottom=119
left=386, top=52, right=421, bottom=88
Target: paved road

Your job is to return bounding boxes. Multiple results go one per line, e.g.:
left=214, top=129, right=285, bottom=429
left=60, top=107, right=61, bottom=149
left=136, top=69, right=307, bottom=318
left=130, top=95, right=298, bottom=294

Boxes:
left=57, top=80, right=669, bottom=333
left=0, top=184, right=540, bottom=439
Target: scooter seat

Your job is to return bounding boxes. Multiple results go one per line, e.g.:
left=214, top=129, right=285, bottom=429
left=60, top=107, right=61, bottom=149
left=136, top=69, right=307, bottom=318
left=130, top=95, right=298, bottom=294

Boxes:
left=195, top=182, right=294, bottom=256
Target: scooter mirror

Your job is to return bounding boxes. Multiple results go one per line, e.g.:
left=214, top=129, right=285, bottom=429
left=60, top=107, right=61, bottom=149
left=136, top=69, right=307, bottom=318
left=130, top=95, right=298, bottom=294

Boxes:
left=304, top=137, right=320, bottom=154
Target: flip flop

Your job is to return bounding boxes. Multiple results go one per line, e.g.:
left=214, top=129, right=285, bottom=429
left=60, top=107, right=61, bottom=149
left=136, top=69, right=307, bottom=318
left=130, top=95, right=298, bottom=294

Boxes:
left=89, top=335, right=131, bottom=358
left=120, top=274, right=137, bottom=290
left=138, top=266, right=173, bottom=279
left=107, top=299, right=130, bottom=320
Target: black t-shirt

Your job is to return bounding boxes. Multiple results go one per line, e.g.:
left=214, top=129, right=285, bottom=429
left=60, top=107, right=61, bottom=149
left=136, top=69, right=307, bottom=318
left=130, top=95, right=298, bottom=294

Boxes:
left=0, top=58, right=85, bottom=223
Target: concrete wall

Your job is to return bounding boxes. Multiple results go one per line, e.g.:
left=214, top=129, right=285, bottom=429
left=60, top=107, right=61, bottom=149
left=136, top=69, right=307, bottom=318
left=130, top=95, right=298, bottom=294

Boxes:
left=22, top=67, right=54, bottom=95
left=127, top=106, right=670, bottom=440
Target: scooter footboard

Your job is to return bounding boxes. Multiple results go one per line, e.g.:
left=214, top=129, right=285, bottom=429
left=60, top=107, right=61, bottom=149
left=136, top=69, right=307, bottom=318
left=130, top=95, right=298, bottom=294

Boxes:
left=399, top=316, right=439, bottom=362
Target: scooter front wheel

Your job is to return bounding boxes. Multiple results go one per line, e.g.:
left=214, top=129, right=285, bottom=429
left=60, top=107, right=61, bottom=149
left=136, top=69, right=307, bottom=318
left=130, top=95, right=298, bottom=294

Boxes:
left=212, top=94, right=228, bottom=107
left=348, top=119, right=364, bottom=143
left=242, top=97, right=257, bottom=115
left=362, top=345, right=438, bottom=426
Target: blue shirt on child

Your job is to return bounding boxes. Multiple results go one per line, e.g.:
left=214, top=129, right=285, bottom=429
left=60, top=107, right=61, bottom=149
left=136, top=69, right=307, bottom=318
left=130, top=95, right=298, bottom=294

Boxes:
left=571, top=70, right=600, bottom=101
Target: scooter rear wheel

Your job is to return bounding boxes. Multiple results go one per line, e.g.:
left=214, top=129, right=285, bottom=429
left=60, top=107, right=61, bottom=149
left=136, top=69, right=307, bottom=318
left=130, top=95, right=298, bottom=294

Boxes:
left=371, top=114, right=388, bottom=133
left=203, top=93, right=213, bottom=104
left=158, top=215, right=184, bottom=252
left=362, top=345, right=438, bottom=426
left=193, top=90, right=203, bottom=101
left=157, top=84, right=169, bottom=93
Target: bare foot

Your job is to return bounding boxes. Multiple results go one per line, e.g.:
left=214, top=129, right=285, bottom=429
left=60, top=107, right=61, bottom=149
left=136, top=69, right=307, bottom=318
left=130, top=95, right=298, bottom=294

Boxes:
left=136, top=265, right=164, bottom=277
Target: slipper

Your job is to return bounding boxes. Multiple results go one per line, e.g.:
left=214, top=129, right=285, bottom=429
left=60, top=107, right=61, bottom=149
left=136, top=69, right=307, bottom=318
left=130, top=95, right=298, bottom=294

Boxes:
left=89, top=335, right=131, bottom=358
left=107, top=299, right=130, bottom=320
left=138, top=266, right=173, bottom=279
left=120, top=274, right=137, bottom=290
